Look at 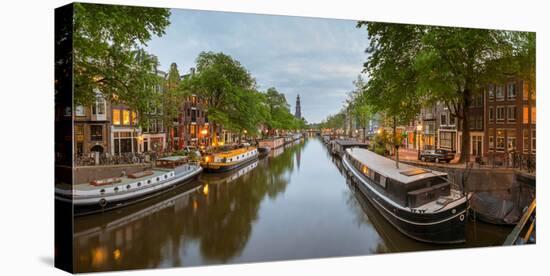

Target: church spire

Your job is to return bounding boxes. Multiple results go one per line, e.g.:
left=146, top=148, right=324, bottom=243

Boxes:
left=295, top=94, right=301, bottom=119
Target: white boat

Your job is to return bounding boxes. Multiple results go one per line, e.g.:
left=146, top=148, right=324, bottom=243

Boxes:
left=55, top=156, right=202, bottom=214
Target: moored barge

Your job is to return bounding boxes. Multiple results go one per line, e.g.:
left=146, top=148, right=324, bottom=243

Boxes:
left=329, top=139, right=369, bottom=157
left=55, top=156, right=202, bottom=215
left=342, top=147, right=469, bottom=244
left=201, top=146, right=259, bottom=173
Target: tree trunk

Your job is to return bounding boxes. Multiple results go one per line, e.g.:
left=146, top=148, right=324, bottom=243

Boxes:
left=459, top=89, right=471, bottom=164
left=212, top=122, right=218, bottom=147
left=393, top=116, right=399, bottom=169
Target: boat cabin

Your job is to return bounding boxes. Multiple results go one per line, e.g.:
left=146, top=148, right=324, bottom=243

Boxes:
left=331, top=139, right=369, bottom=156
left=345, top=148, right=451, bottom=208
left=207, top=147, right=258, bottom=163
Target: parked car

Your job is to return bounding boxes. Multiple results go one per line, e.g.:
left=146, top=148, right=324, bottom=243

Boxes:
left=419, top=149, right=455, bottom=163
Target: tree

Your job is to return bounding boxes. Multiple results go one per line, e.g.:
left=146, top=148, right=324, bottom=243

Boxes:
left=73, top=3, right=170, bottom=116
left=357, top=21, right=523, bottom=163
left=263, top=87, right=295, bottom=135
left=161, top=63, right=190, bottom=151
left=185, top=52, right=256, bottom=145
left=413, top=26, right=517, bottom=163
left=357, top=22, right=423, bottom=166
left=346, top=75, right=374, bottom=142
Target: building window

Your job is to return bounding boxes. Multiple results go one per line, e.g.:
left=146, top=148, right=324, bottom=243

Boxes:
left=496, top=106, right=505, bottom=123
left=507, top=130, right=516, bottom=152
left=75, top=125, right=84, bottom=142
left=532, top=130, right=536, bottom=153
left=158, top=120, right=164, bottom=133
left=123, top=110, right=130, bottom=125
left=150, top=119, right=157, bottom=133
left=507, top=106, right=517, bottom=123
left=496, top=85, right=504, bottom=100
left=523, top=106, right=529, bottom=124
left=440, top=132, right=453, bottom=149
left=114, top=131, right=135, bottom=154
left=440, top=113, right=447, bottom=126
left=523, top=129, right=529, bottom=153
left=507, top=82, right=516, bottom=100
left=92, top=96, right=106, bottom=116
left=489, top=107, right=494, bottom=123
left=531, top=107, right=536, bottom=124
left=488, top=84, right=495, bottom=99
left=113, top=109, right=121, bottom=125
left=90, top=125, right=103, bottom=141
left=75, top=105, right=85, bottom=116
left=496, top=129, right=505, bottom=151
left=489, top=135, right=494, bottom=151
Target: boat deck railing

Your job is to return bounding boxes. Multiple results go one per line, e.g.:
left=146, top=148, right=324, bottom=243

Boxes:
left=503, top=198, right=536, bottom=245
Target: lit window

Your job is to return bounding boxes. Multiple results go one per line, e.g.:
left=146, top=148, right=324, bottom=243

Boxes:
left=123, top=110, right=130, bottom=125
left=531, top=107, right=536, bottom=124
left=113, top=109, right=121, bottom=125
left=523, top=106, right=529, bottom=124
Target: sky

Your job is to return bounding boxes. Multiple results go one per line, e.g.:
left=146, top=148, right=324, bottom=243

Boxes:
left=146, top=8, right=370, bottom=124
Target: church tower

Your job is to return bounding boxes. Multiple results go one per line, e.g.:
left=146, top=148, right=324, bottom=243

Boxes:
left=295, top=94, right=302, bottom=119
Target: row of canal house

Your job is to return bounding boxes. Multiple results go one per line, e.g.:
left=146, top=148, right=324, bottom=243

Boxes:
left=73, top=67, right=240, bottom=158
left=407, top=78, right=536, bottom=160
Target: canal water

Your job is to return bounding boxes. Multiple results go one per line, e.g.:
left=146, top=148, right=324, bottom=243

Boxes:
left=74, top=138, right=512, bottom=272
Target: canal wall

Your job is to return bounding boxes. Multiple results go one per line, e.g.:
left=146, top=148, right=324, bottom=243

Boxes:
left=400, top=160, right=535, bottom=207
left=56, top=163, right=152, bottom=184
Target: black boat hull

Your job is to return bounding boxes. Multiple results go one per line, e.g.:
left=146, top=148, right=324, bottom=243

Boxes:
left=343, top=156, right=468, bottom=244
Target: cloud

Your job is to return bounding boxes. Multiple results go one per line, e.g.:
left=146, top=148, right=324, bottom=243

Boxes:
left=146, top=8, right=370, bottom=123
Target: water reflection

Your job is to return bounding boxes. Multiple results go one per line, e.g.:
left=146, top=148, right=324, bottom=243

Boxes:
left=75, top=139, right=306, bottom=272
left=74, top=138, right=512, bottom=273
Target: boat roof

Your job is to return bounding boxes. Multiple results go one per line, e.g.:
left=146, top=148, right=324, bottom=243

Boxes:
left=334, top=139, right=368, bottom=146
left=212, top=147, right=256, bottom=158
left=157, top=156, right=187, bottom=162
left=346, top=148, right=447, bottom=184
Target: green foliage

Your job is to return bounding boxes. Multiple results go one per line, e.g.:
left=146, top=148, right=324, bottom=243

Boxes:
left=73, top=3, right=170, bottom=116
left=356, top=21, right=532, bottom=162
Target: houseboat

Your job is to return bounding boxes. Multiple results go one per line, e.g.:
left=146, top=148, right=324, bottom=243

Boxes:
left=342, top=147, right=469, bottom=244
left=55, top=156, right=202, bottom=215
left=201, top=146, right=259, bottom=173
left=330, top=139, right=369, bottom=157
left=258, top=137, right=284, bottom=150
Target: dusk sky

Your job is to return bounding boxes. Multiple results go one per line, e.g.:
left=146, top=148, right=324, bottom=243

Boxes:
left=146, top=8, right=370, bottom=124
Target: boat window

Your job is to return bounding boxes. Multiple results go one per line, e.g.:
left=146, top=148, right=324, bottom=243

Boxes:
left=374, top=172, right=381, bottom=184
left=100, top=189, right=105, bottom=194
left=137, top=182, right=141, bottom=187
left=156, top=177, right=160, bottom=181
left=114, top=187, right=119, bottom=192
left=147, top=180, right=151, bottom=184
left=164, top=175, right=168, bottom=179
left=379, top=175, right=387, bottom=188
left=126, top=185, right=131, bottom=190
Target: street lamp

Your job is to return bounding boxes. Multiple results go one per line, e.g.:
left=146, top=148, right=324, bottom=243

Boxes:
left=416, top=124, right=423, bottom=159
